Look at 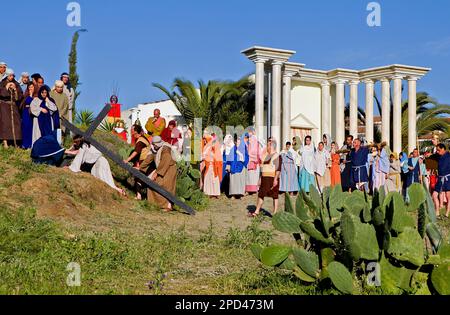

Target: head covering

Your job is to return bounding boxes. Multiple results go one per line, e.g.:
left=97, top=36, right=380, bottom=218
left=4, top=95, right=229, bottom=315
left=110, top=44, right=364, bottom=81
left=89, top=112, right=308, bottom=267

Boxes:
left=223, top=134, right=234, bottom=156
left=293, top=136, right=301, bottom=151
left=38, top=85, right=51, bottom=100
left=54, top=80, right=64, bottom=88
left=168, top=120, right=177, bottom=127
left=152, top=136, right=162, bottom=145
left=5, top=68, right=14, bottom=76
left=0, top=62, right=6, bottom=66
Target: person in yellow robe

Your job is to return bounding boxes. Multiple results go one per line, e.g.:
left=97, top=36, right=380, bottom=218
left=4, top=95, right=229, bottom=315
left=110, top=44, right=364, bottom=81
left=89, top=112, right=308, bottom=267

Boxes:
left=145, top=109, right=166, bottom=137
left=139, top=136, right=177, bottom=212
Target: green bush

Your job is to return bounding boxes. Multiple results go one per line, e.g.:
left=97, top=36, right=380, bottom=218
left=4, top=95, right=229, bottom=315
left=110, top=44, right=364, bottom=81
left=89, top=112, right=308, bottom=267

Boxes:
left=252, top=183, right=449, bottom=295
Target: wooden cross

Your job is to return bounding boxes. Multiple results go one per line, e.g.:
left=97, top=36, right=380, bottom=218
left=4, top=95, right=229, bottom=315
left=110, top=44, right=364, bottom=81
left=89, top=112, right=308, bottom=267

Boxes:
left=61, top=104, right=196, bottom=215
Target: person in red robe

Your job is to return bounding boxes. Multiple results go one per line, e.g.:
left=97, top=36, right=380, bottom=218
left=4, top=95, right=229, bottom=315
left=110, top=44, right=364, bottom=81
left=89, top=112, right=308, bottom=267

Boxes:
left=107, top=95, right=121, bottom=124
left=112, top=120, right=128, bottom=142
left=161, top=120, right=181, bottom=148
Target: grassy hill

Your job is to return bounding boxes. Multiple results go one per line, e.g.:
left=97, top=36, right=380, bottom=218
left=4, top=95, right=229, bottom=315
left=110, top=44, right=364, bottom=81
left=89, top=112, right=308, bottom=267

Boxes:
left=0, top=135, right=299, bottom=295
left=0, top=134, right=448, bottom=295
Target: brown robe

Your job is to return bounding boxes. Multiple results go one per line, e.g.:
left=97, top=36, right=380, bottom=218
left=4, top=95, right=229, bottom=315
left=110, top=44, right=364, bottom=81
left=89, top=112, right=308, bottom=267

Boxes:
left=0, top=79, right=23, bottom=141
left=140, top=146, right=177, bottom=209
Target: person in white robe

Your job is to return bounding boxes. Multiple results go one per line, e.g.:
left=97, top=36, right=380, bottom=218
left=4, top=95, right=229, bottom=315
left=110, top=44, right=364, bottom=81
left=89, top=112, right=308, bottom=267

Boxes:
left=299, top=136, right=317, bottom=193
left=67, top=135, right=124, bottom=195
left=315, top=142, right=331, bottom=192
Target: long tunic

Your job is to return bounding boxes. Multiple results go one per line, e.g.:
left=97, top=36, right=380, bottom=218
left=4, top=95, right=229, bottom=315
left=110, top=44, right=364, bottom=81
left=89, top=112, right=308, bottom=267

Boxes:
left=50, top=90, right=69, bottom=131
left=299, top=145, right=316, bottom=193
left=386, top=160, right=401, bottom=193
left=315, top=149, right=331, bottom=192
left=341, top=145, right=354, bottom=191
left=21, top=96, right=34, bottom=149
left=202, top=141, right=222, bottom=196
left=30, top=135, right=65, bottom=166
left=371, top=149, right=390, bottom=192
left=30, top=97, right=60, bottom=146
left=140, top=145, right=177, bottom=208
left=280, top=150, right=299, bottom=193
left=330, top=153, right=341, bottom=187
left=436, top=152, right=450, bottom=193
left=69, top=143, right=118, bottom=190
left=229, top=141, right=249, bottom=196
left=0, top=79, right=23, bottom=141
left=246, top=134, right=261, bottom=193
left=351, top=147, right=369, bottom=185
left=407, top=157, right=420, bottom=188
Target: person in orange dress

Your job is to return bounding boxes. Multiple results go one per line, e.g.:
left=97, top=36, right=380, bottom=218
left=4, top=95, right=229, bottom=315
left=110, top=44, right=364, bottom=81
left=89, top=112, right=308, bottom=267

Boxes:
left=201, top=135, right=223, bottom=198
left=330, top=142, right=342, bottom=187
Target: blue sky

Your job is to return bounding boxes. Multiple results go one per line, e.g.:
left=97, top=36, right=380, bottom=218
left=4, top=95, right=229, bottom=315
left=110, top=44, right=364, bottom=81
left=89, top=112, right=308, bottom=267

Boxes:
left=2, top=0, right=450, bottom=114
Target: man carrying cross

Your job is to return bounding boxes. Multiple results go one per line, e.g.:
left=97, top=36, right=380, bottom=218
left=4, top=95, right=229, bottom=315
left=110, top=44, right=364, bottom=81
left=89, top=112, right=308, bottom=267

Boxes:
left=139, top=136, right=177, bottom=212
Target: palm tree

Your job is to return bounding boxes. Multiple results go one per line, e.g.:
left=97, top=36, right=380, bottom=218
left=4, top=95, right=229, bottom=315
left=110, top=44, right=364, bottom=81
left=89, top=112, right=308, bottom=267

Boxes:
left=153, top=77, right=255, bottom=130
left=74, top=109, right=95, bottom=128
left=400, top=92, right=450, bottom=150
left=99, top=120, right=116, bottom=132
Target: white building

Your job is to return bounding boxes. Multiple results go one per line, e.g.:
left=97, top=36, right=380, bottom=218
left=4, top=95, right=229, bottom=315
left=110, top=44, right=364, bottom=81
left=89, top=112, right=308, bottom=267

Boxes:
left=242, top=46, right=431, bottom=154
left=121, top=99, right=183, bottom=143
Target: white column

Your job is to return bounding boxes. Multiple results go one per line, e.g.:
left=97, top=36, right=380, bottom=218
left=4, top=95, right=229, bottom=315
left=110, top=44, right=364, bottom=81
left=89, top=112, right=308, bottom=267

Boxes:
left=380, top=78, right=391, bottom=146
left=321, top=81, right=331, bottom=138
left=392, top=75, right=403, bottom=154
left=271, top=61, right=283, bottom=150
left=334, top=79, right=346, bottom=147
left=282, top=72, right=293, bottom=146
left=349, top=80, right=360, bottom=139
left=408, top=77, right=418, bottom=153
left=364, top=79, right=375, bottom=144
left=254, top=58, right=267, bottom=141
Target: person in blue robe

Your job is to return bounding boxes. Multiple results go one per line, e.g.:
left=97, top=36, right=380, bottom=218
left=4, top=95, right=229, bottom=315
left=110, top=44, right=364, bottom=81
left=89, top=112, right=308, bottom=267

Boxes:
left=433, top=144, right=450, bottom=218
left=350, top=138, right=369, bottom=191
left=228, top=134, right=249, bottom=198
left=30, top=134, right=65, bottom=166
left=20, top=84, right=35, bottom=149
left=30, top=85, right=60, bottom=146
left=407, top=149, right=420, bottom=188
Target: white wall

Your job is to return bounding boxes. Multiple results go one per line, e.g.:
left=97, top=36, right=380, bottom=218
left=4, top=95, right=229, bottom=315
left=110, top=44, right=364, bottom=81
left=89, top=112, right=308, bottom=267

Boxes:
left=121, top=99, right=184, bottom=143
left=290, top=81, right=322, bottom=145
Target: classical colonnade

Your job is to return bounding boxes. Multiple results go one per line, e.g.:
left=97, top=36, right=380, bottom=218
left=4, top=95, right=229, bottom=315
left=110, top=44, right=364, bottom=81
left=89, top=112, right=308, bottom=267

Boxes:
left=242, top=46, right=431, bottom=154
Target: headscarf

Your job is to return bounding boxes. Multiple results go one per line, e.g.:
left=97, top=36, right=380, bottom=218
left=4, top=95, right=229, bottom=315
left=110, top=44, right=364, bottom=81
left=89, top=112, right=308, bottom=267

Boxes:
left=379, top=148, right=390, bottom=174
left=223, top=134, right=234, bottom=157
left=231, top=135, right=249, bottom=174
left=38, top=85, right=52, bottom=101
left=293, top=136, right=301, bottom=151
left=323, top=134, right=332, bottom=150
left=300, top=140, right=316, bottom=175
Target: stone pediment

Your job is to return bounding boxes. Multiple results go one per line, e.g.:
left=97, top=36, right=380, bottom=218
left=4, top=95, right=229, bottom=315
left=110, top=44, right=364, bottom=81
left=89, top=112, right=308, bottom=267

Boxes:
left=290, top=113, right=318, bottom=130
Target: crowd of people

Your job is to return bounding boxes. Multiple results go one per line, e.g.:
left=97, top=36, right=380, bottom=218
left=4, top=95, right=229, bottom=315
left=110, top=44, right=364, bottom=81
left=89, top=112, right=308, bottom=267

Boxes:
left=0, top=62, right=73, bottom=149
left=123, top=108, right=449, bottom=218
left=195, top=131, right=450, bottom=219
left=1, top=60, right=449, bottom=218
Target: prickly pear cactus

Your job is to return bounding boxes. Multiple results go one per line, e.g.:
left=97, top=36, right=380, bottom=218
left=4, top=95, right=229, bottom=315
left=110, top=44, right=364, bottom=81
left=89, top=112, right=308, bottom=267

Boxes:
left=272, top=211, right=302, bottom=234
left=387, top=227, right=425, bottom=267
left=292, top=248, right=320, bottom=279
left=341, top=211, right=379, bottom=261
left=327, top=261, right=353, bottom=295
